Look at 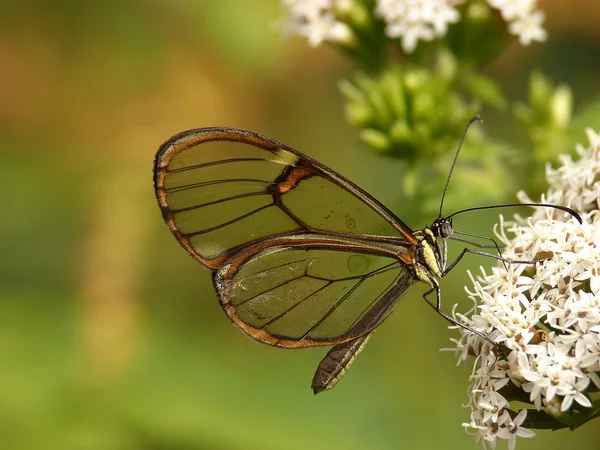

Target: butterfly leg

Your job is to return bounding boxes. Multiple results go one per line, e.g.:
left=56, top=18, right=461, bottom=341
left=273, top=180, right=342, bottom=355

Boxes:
left=443, top=247, right=546, bottom=276
left=450, top=232, right=508, bottom=270
left=422, top=280, right=499, bottom=351
left=451, top=230, right=503, bottom=249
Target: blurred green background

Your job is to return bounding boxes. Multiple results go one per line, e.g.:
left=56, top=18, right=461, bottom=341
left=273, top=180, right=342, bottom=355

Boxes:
left=1, top=1, right=600, bottom=449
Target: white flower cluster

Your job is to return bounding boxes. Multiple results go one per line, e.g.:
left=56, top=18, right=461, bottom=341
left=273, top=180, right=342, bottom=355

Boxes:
left=452, top=129, right=600, bottom=450
left=488, top=0, right=547, bottom=45
left=375, top=0, right=462, bottom=53
left=281, top=0, right=353, bottom=47
left=280, top=0, right=547, bottom=53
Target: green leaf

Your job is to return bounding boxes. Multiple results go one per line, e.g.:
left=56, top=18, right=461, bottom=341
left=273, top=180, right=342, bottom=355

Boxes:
left=460, top=72, right=507, bottom=110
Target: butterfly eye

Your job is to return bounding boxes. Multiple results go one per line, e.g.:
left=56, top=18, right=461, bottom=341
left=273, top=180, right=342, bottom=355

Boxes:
left=438, top=220, right=453, bottom=239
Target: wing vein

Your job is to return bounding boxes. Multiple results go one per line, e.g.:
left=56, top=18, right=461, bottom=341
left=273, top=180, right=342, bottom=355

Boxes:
left=166, top=178, right=269, bottom=193
left=232, top=272, right=311, bottom=308
left=258, top=281, right=334, bottom=330
left=299, top=278, right=365, bottom=341
left=346, top=270, right=403, bottom=332
left=170, top=191, right=268, bottom=213
left=231, top=258, right=314, bottom=289
left=167, top=157, right=277, bottom=173
left=306, top=261, right=401, bottom=282
left=183, top=204, right=274, bottom=237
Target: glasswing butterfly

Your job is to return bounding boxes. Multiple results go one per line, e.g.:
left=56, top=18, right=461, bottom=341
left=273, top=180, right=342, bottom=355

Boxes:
left=153, top=118, right=580, bottom=394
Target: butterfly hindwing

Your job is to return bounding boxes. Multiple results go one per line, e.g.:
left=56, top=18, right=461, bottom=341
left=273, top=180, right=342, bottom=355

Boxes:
left=214, top=236, right=415, bottom=347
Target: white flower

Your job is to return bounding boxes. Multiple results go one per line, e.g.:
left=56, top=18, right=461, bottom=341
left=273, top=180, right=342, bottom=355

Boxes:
left=508, top=10, right=547, bottom=45
left=281, top=0, right=547, bottom=51
left=560, top=377, right=592, bottom=411
left=281, top=0, right=354, bottom=47
left=487, top=0, right=535, bottom=22
left=495, top=410, right=536, bottom=450
left=453, top=129, right=600, bottom=449
left=530, top=128, right=600, bottom=215
left=487, top=0, right=547, bottom=45
left=375, top=0, right=463, bottom=53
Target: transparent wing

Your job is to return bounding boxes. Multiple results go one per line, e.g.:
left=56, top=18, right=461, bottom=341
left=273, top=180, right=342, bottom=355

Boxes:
left=215, top=240, right=414, bottom=348
left=154, top=128, right=417, bottom=269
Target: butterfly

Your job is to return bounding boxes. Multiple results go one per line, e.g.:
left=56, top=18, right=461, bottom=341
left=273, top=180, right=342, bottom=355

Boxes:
left=153, top=119, right=580, bottom=394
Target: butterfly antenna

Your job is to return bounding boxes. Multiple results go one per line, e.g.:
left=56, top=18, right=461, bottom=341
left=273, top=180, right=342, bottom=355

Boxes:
left=447, top=203, right=582, bottom=224
left=438, top=115, right=483, bottom=218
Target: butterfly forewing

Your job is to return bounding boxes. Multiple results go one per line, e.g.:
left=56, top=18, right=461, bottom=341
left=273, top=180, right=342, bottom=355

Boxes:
left=154, top=128, right=418, bottom=269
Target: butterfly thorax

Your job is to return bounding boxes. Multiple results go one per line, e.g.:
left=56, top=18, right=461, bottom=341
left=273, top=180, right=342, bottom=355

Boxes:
left=412, top=218, right=453, bottom=283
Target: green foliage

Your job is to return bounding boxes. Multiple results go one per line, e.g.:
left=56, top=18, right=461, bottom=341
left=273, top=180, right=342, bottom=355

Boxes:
left=339, top=53, right=511, bottom=217
left=446, top=1, right=513, bottom=65
left=513, top=71, right=574, bottom=192
left=336, top=0, right=389, bottom=70
left=340, top=55, right=503, bottom=161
